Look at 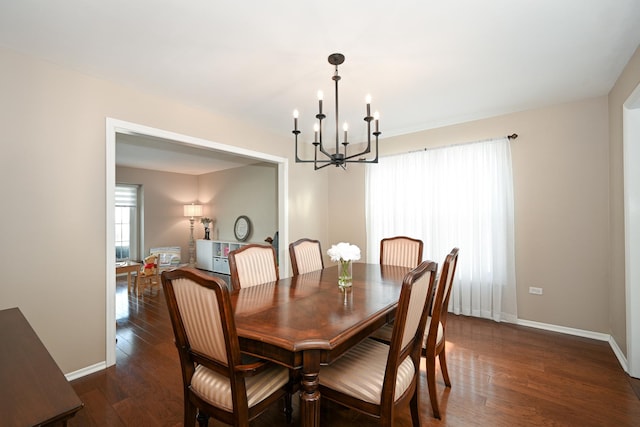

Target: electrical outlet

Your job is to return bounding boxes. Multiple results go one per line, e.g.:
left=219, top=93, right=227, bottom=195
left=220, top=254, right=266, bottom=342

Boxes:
left=529, top=286, right=543, bottom=295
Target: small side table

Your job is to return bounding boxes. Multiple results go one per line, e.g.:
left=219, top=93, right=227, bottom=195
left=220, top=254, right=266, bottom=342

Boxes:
left=116, top=261, right=141, bottom=293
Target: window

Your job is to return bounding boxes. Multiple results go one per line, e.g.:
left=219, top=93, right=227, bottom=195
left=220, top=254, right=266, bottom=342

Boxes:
left=115, top=184, right=140, bottom=261
left=365, top=137, right=517, bottom=322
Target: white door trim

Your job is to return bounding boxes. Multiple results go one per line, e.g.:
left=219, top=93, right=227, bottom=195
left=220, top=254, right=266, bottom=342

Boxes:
left=623, top=83, right=640, bottom=378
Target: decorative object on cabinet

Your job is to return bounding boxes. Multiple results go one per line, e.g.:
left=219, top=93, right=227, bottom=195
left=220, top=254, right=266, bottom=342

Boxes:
left=264, top=231, right=279, bottom=264
left=183, top=203, right=203, bottom=266
left=200, top=217, right=214, bottom=240
left=196, top=239, right=248, bottom=275
left=233, top=215, right=252, bottom=242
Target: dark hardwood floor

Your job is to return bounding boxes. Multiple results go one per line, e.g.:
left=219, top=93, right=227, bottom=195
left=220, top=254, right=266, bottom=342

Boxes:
left=69, top=276, right=640, bottom=426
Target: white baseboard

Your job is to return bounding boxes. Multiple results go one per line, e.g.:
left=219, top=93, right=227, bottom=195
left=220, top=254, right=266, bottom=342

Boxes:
left=608, top=336, right=629, bottom=373
left=516, top=318, right=610, bottom=341
left=65, top=361, right=106, bottom=381
left=516, top=318, right=629, bottom=373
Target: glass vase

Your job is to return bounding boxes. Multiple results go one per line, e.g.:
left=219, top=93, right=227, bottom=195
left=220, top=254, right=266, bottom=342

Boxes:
left=338, top=259, right=353, bottom=288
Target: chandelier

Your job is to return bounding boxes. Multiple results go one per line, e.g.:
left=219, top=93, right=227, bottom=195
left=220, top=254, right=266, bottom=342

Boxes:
left=292, top=53, right=381, bottom=170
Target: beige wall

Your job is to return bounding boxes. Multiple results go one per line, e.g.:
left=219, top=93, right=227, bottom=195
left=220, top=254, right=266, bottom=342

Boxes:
left=198, top=163, right=278, bottom=243
left=0, top=46, right=329, bottom=373
left=330, top=97, right=611, bottom=333
left=608, top=45, right=640, bottom=353
left=1, top=40, right=637, bottom=374
left=116, top=166, right=198, bottom=261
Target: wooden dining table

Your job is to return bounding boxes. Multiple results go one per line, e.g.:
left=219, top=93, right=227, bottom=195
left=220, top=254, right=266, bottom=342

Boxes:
left=230, top=262, right=411, bottom=427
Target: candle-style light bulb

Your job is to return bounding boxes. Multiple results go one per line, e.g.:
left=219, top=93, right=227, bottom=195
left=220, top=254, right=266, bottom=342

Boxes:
left=313, top=123, right=320, bottom=143
left=374, top=111, right=380, bottom=133
left=343, top=122, right=348, bottom=142
left=366, top=94, right=372, bottom=117
left=293, top=109, right=299, bottom=131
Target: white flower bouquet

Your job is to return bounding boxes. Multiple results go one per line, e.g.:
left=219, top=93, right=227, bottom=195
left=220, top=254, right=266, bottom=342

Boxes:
left=327, top=242, right=360, bottom=287
left=327, top=242, right=361, bottom=262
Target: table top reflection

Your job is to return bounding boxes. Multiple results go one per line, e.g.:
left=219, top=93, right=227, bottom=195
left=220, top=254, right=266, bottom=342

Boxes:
left=231, top=263, right=410, bottom=365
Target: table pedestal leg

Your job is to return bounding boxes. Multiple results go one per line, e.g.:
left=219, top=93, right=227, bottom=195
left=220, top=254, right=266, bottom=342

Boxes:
left=300, top=350, right=321, bottom=427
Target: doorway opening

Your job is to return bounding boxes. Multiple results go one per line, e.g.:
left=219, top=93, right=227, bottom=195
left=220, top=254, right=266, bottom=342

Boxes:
left=106, top=118, right=289, bottom=367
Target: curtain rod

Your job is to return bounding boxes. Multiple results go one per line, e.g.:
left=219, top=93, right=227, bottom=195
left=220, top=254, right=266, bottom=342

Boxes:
left=403, top=133, right=519, bottom=155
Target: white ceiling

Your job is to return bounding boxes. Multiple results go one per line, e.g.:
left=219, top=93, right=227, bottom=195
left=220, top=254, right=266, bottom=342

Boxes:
left=2, top=0, right=640, bottom=173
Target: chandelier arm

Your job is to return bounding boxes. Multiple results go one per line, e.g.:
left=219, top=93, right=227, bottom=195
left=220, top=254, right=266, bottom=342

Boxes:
left=353, top=116, right=373, bottom=158
left=293, top=132, right=322, bottom=163
left=342, top=130, right=380, bottom=162
left=340, top=116, right=373, bottom=161
left=293, top=132, right=307, bottom=163
left=314, top=160, right=336, bottom=170
left=343, top=150, right=371, bottom=161
left=371, top=132, right=380, bottom=162
left=293, top=157, right=336, bottom=165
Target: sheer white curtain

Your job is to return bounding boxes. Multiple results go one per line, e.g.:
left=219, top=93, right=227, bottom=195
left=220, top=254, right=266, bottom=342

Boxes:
left=366, top=137, right=517, bottom=322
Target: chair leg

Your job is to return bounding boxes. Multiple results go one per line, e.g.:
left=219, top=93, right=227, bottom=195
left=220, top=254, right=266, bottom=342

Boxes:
left=426, top=354, right=441, bottom=419
left=185, top=398, right=198, bottom=427
left=439, top=348, right=451, bottom=387
left=283, top=393, right=293, bottom=424
left=410, top=387, right=420, bottom=427
left=196, top=410, right=209, bottom=427
left=379, top=411, right=393, bottom=427
left=284, top=369, right=298, bottom=423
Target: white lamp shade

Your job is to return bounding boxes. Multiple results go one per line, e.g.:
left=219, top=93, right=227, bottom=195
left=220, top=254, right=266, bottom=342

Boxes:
left=183, top=204, right=203, bottom=218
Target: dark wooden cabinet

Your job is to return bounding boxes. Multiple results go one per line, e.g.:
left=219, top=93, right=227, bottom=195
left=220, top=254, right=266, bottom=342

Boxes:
left=0, top=307, right=83, bottom=426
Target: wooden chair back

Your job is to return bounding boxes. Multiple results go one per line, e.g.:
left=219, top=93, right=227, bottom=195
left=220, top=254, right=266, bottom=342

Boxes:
left=424, top=247, right=459, bottom=419
left=228, top=243, right=279, bottom=291
left=380, top=236, right=424, bottom=268
left=381, top=260, right=437, bottom=411
left=162, top=267, right=289, bottom=426
left=318, top=260, right=438, bottom=426
left=289, top=238, right=324, bottom=276
left=429, top=247, right=459, bottom=336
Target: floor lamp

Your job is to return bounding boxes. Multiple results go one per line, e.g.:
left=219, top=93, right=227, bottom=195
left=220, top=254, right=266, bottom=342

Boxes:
left=183, top=203, right=203, bottom=267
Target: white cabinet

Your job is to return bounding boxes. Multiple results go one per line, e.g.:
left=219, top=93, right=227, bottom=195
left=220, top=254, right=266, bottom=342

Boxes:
left=213, top=257, right=229, bottom=274
left=196, top=240, right=214, bottom=271
left=196, top=240, right=248, bottom=275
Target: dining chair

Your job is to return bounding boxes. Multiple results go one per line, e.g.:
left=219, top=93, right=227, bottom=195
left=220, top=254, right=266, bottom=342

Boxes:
left=318, top=260, right=438, bottom=426
left=229, top=242, right=301, bottom=401
left=369, top=247, right=459, bottom=419
left=380, top=236, right=424, bottom=268
left=424, top=247, right=459, bottom=419
left=289, top=238, right=324, bottom=276
left=161, top=267, right=292, bottom=427
left=228, top=243, right=279, bottom=291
